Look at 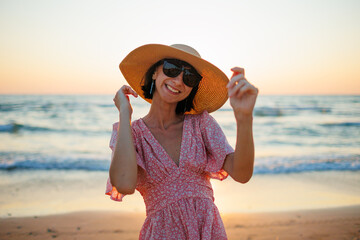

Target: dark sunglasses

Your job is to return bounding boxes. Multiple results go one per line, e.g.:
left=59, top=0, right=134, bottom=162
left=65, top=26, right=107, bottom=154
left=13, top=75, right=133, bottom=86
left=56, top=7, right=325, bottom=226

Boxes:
left=162, top=59, right=202, bottom=88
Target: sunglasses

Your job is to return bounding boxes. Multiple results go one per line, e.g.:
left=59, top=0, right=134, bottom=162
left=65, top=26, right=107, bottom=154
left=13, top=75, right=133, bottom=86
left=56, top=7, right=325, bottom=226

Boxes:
left=162, top=59, right=202, bottom=88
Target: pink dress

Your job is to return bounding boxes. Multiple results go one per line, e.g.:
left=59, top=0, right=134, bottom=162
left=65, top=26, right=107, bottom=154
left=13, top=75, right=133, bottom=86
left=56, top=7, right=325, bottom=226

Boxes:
left=106, top=111, right=234, bottom=239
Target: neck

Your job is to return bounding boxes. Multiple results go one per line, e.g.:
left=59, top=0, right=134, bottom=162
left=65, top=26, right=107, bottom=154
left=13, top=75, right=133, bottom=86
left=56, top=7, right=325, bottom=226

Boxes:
left=144, top=95, right=183, bottom=130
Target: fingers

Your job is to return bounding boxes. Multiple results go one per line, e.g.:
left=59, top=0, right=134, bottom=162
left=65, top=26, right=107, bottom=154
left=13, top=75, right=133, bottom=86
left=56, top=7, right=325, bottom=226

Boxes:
left=227, top=73, right=245, bottom=89
left=235, top=84, right=255, bottom=99
left=227, top=67, right=258, bottom=98
left=228, top=79, right=247, bottom=98
left=114, top=85, right=137, bottom=101
left=227, top=67, right=245, bottom=89
left=230, top=81, right=258, bottom=98
left=120, top=85, right=138, bottom=98
left=227, top=67, right=246, bottom=97
left=231, top=67, right=245, bottom=77
left=113, top=85, right=138, bottom=111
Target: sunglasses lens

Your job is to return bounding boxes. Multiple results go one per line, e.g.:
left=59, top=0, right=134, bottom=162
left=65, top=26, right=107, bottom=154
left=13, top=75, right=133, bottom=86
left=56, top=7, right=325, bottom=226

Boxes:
left=162, top=60, right=202, bottom=87
left=163, top=61, right=181, bottom=78
left=183, top=71, right=201, bottom=87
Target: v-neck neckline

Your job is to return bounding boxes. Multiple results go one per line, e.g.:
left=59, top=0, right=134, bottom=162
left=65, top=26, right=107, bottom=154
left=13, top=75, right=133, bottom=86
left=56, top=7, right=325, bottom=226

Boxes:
left=140, top=115, right=188, bottom=168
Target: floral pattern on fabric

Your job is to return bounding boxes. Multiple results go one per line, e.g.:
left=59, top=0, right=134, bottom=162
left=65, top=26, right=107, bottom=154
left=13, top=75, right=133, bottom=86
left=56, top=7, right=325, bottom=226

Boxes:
left=106, top=111, right=234, bottom=239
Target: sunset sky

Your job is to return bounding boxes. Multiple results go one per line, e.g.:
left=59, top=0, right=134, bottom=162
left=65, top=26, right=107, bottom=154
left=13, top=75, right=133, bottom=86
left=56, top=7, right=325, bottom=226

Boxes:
left=0, top=0, right=359, bottom=95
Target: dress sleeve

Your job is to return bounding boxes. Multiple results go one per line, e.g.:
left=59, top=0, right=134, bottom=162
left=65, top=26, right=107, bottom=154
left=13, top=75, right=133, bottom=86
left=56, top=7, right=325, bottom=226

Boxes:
left=105, top=122, right=145, bottom=202
left=200, top=111, right=234, bottom=181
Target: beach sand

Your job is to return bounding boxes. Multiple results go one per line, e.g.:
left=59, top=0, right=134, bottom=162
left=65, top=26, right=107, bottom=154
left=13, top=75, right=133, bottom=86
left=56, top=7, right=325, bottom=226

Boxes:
left=1, top=170, right=360, bottom=239
left=1, top=206, right=359, bottom=240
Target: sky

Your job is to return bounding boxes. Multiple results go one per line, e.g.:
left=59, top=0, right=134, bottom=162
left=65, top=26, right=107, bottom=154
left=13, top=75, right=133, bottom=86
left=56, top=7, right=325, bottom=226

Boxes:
left=0, top=0, right=359, bottom=95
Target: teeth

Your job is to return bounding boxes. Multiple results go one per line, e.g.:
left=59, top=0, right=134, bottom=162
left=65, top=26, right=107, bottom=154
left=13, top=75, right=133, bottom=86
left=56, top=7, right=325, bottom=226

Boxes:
left=166, top=84, right=180, bottom=93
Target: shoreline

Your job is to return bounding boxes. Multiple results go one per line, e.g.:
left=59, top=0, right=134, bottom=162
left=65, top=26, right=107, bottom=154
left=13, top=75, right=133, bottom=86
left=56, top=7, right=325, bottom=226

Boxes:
left=1, top=170, right=360, bottom=218
left=1, top=205, right=359, bottom=240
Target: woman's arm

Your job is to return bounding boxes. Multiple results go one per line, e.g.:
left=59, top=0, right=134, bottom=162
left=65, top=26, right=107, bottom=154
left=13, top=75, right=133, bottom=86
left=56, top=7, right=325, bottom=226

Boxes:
left=223, top=67, right=258, bottom=183
left=109, top=86, right=138, bottom=194
left=223, top=115, right=254, bottom=183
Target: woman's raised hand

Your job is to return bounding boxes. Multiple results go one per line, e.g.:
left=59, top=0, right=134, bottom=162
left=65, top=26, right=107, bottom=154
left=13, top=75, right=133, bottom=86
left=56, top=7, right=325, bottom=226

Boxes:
left=227, top=67, right=259, bottom=118
left=113, top=85, right=138, bottom=117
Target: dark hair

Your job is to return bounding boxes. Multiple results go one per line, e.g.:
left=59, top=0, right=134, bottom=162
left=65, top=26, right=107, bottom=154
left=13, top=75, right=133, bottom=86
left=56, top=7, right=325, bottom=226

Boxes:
left=141, top=59, right=200, bottom=115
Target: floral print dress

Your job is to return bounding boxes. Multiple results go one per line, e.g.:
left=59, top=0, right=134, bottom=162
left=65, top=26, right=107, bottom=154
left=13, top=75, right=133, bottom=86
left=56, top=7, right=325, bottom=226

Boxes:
left=106, top=111, right=234, bottom=239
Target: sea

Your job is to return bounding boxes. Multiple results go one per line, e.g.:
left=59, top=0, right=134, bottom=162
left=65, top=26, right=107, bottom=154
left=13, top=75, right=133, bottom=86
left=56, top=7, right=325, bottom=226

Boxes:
left=0, top=94, right=359, bottom=175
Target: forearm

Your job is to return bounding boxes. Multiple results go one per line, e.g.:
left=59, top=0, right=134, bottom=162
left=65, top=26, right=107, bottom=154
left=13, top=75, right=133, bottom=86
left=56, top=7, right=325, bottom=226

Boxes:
left=225, top=67, right=258, bottom=183
left=109, top=111, right=138, bottom=194
left=232, top=113, right=255, bottom=183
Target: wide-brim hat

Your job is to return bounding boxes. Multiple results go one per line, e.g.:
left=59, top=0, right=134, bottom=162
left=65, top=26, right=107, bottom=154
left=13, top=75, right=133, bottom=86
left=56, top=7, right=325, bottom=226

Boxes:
left=119, top=44, right=229, bottom=114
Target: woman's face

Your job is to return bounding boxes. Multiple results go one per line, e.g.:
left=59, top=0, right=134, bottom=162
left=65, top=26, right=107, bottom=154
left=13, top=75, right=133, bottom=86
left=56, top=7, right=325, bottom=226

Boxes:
left=153, top=64, right=193, bottom=104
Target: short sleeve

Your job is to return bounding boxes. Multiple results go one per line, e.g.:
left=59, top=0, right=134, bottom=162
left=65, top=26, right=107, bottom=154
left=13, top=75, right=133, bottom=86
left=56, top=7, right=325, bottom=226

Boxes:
left=200, top=111, right=234, bottom=180
left=109, top=122, right=119, bottom=152
left=105, top=122, right=145, bottom=202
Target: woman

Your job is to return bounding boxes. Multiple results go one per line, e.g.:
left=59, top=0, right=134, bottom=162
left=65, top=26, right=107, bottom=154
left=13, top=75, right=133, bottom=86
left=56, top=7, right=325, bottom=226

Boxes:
left=106, top=44, right=258, bottom=239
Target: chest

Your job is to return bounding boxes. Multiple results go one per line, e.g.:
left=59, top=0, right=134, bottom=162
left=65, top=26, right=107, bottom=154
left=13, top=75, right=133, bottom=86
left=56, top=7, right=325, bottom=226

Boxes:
left=148, top=126, right=183, bottom=166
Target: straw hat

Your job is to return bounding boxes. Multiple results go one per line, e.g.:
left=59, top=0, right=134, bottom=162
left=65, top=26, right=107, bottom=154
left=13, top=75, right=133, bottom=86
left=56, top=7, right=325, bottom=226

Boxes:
left=119, top=44, right=229, bottom=114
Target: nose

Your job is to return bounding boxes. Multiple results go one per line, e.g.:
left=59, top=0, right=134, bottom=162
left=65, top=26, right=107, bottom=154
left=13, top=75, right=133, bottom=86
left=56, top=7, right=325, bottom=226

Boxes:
left=172, top=71, right=184, bottom=86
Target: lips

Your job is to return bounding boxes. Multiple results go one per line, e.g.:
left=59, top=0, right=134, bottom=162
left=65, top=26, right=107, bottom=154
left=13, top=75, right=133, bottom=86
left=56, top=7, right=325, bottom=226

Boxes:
left=165, top=84, right=180, bottom=94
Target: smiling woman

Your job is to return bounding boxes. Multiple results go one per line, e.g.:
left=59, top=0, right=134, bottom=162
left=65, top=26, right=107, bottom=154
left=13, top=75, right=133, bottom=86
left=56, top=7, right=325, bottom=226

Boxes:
left=106, top=43, right=258, bottom=239
left=141, top=58, right=201, bottom=115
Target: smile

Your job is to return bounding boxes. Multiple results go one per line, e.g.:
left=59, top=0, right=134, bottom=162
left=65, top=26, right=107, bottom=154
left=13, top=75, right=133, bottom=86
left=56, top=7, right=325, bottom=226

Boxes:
left=165, top=84, right=180, bottom=94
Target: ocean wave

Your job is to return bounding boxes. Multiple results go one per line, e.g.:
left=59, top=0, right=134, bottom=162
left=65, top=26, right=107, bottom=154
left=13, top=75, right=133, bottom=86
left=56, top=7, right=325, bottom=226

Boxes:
left=0, top=101, right=97, bottom=113
left=0, top=123, right=52, bottom=133
left=0, top=155, right=109, bottom=171
left=217, top=107, right=284, bottom=116
left=320, top=122, right=360, bottom=127
left=0, top=122, right=110, bottom=135
left=1, top=152, right=359, bottom=174
left=253, top=106, right=332, bottom=117
left=97, top=104, right=113, bottom=108
left=286, top=106, right=331, bottom=113
left=254, top=107, right=283, bottom=117
left=0, top=103, right=22, bottom=112
left=0, top=102, right=56, bottom=112
left=254, top=154, right=360, bottom=174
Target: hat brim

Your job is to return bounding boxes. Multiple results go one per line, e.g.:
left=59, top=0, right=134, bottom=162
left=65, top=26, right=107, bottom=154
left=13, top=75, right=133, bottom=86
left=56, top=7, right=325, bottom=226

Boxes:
left=119, top=44, right=229, bottom=114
